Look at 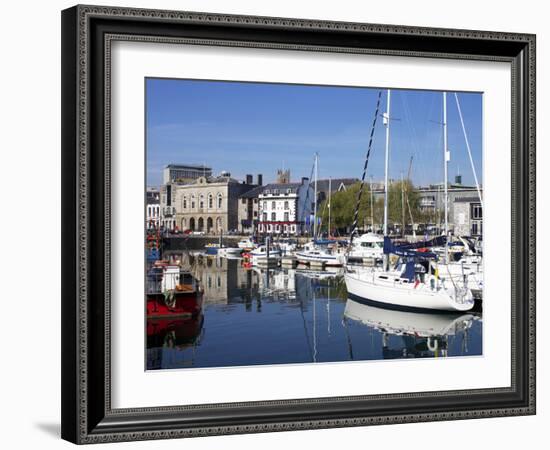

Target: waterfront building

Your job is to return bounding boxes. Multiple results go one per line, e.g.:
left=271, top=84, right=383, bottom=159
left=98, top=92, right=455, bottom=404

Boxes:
left=146, top=188, right=160, bottom=230
left=371, top=177, right=482, bottom=233
left=172, top=173, right=258, bottom=233
left=238, top=185, right=264, bottom=234
left=159, top=183, right=177, bottom=230
left=453, top=196, right=483, bottom=237
left=257, top=178, right=313, bottom=236
left=163, top=163, right=212, bottom=184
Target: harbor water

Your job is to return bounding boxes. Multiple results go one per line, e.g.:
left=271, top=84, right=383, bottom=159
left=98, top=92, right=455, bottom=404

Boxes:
left=146, top=253, right=482, bottom=370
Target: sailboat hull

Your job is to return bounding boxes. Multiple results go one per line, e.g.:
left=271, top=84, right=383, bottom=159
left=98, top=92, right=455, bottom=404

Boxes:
left=344, top=270, right=474, bottom=313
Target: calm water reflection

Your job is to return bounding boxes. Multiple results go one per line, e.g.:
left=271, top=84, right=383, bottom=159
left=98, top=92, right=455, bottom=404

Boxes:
left=146, top=253, right=482, bottom=370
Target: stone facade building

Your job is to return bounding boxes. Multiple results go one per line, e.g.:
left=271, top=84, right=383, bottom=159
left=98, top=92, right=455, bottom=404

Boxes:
left=453, top=197, right=483, bottom=237
left=237, top=185, right=264, bottom=234
left=172, top=175, right=258, bottom=233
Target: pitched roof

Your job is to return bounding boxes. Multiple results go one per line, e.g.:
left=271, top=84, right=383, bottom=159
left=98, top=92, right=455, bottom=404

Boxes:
left=239, top=185, right=265, bottom=198
left=316, top=178, right=359, bottom=192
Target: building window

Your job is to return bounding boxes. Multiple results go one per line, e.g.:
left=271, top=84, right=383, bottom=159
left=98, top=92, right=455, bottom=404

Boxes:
left=182, top=196, right=187, bottom=209
left=263, top=201, right=267, bottom=210
left=253, top=199, right=258, bottom=203
left=284, top=201, right=289, bottom=210
left=273, top=189, right=279, bottom=195
left=271, top=212, right=276, bottom=221
left=208, top=193, right=213, bottom=208
left=241, top=198, right=246, bottom=204
left=284, top=212, right=289, bottom=222
left=271, top=201, right=276, bottom=210
left=191, top=194, right=195, bottom=209
left=253, top=211, right=257, bottom=217
left=217, top=193, right=223, bottom=209
left=199, top=194, right=205, bottom=209
left=471, top=203, right=482, bottom=219
left=263, top=212, right=267, bottom=222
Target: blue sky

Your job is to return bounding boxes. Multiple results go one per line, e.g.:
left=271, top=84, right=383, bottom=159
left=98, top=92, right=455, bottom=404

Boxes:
left=146, top=78, right=482, bottom=188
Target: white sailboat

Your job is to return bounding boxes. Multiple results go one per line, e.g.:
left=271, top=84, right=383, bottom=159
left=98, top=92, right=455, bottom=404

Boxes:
left=344, top=90, right=475, bottom=313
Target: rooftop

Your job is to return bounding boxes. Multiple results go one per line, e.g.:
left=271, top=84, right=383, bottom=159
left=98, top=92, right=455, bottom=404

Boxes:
left=260, top=183, right=303, bottom=194
left=316, top=178, right=359, bottom=192
left=165, top=163, right=212, bottom=170
left=239, top=185, right=265, bottom=198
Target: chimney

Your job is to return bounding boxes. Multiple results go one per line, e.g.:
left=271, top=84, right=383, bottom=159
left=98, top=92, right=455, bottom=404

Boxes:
left=257, top=174, right=263, bottom=186
left=246, top=174, right=253, bottom=185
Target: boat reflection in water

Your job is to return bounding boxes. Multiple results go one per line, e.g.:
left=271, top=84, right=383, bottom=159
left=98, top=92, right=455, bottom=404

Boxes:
left=146, top=314, right=205, bottom=369
left=343, top=299, right=480, bottom=359
left=145, top=252, right=482, bottom=370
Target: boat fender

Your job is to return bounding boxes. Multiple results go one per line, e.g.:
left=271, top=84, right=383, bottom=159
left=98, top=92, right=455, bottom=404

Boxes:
left=427, top=337, right=438, bottom=352
left=429, top=276, right=436, bottom=290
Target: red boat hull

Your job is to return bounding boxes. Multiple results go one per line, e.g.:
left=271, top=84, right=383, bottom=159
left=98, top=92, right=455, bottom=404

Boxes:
left=146, top=291, right=203, bottom=319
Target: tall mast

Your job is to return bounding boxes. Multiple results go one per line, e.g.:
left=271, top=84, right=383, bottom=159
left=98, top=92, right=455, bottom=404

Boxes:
left=328, top=176, right=332, bottom=237
left=370, top=176, right=374, bottom=231
left=443, top=92, right=449, bottom=263
left=383, top=89, right=391, bottom=236
left=401, top=172, right=405, bottom=238
left=313, top=152, right=319, bottom=239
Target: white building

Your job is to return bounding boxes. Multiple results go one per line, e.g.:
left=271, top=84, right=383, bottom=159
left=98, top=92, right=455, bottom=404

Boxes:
left=146, top=188, right=160, bottom=230
left=257, top=179, right=313, bottom=236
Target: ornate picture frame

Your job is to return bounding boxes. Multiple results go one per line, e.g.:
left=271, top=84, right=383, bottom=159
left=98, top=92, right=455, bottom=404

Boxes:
left=61, top=4, right=535, bottom=444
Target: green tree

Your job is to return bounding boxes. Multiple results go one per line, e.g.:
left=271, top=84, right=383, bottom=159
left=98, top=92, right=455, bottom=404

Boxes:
left=318, top=182, right=375, bottom=234
left=317, top=180, right=424, bottom=235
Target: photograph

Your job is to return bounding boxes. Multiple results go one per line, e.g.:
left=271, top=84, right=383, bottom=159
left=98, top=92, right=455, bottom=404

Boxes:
left=144, top=78, right=484, bottom=370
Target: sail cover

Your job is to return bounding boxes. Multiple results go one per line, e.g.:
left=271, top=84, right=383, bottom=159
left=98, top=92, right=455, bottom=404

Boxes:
left=383, top=237, right=438, bottom=260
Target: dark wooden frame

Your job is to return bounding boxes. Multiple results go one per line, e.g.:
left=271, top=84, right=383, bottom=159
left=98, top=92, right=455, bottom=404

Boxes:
left=61, top=4, right=536, bottom=444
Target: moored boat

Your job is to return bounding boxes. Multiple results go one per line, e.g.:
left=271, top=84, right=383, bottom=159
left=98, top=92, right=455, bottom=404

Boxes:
left=295, top=241, right=345, bottom=266
left=346, top=233, right=384, bottom=263
left=147, top=263, right=203, bottom=319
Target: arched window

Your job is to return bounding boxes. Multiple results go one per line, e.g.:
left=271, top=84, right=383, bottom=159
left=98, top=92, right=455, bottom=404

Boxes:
left=217, top=193, right=223, bottom=209
left=199, top=194, right=205, bottom=209
left=208, top=193, right=213, bottom=208
left=182, top=196, right=187, bottom=209
left=284, top=201, right=289, bottom=210
left=191, top=194, right=195, bottom=209
left=271, top=212, right=276, bottom=221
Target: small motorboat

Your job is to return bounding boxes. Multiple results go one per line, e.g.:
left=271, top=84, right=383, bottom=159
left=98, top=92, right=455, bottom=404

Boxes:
left=237, top=238, right=256, bottom=250
left=295, top=241, right=345, bottom=266
left=346, top=233, right=384, bottom=263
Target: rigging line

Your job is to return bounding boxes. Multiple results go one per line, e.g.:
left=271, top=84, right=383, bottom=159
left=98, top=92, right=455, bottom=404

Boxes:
left=454, top=93, right=483, bottom=208
left=349, top=90, right=383, bottom=248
